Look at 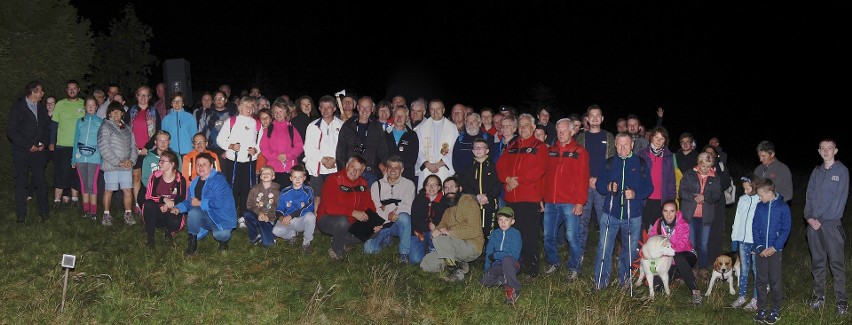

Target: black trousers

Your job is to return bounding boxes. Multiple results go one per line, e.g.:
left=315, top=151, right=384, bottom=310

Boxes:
left=508, top=201, right=542, bottom=276
left=143, top=203, right=184, bottom=240
left=221, top=160, right=254, bottom=216
left=13, top=150, right=48, bottom=220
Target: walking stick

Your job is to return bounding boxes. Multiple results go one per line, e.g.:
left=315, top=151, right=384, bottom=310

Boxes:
left=597, top=183, right=617, bottom=290
left=627, top=193, right=633, bottom=297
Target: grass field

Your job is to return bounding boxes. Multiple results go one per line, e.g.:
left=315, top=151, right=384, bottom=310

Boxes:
left=1, top=189, right=850, bottom=324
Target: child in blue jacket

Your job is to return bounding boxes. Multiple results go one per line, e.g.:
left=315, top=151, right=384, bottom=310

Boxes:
left=751, top=178, right=791, bottom=324
left=480, top=207, right=522, bottom=305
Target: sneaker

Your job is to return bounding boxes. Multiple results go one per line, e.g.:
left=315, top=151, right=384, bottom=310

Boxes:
left=399, top=254, right=410, bottom=264
left=446, top=268, right=465, bottom=282
left=692, top=291, right=703, bottom=305
left=102, top=213, right=113, bottom=226
left=753, top=310, right=766, bottom=323
left=123, top=211, right=136, bottom=225
left=743, top=297, right=758, bottom=311
left=250, top=235, right=262, bottom=246
left=809, top=296, right=825, bottom=309
left=764, top=309, right=780, bottom=324
left=328, top=248, right=342, bottom=261
left=731, top=296, right=747, bottom=308
left=459, top=262, right=470, bottom=274
left=287, top=236, right=298, bottom=246
left=90, top=213, right=97, bottom=222
left=505, top=285, right=520, bottom=305
left=238, top=217, right=247, bottom=228
left=301, top=244, right=312, bottom=254
left=566, top=270, right=579, bottom=282
left=838, top=301, right=848, bottom=316
left=544, top=264, right=559, bottom=275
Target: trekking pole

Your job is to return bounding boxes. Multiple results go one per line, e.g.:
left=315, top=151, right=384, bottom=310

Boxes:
left=597, top=183, right=617, bottom=290
left=626, top=192, right=633, bottom=298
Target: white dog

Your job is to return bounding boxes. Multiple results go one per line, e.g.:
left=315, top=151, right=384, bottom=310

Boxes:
left=705, top=252, right=741, bottom=296
left=634, top=235, right=676, bottom=299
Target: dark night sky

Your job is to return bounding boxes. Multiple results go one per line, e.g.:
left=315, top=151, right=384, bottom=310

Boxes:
left=72, top=1, right=850, bottom=174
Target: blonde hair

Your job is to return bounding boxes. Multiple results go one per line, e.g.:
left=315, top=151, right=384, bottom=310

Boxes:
left=259, top=165, right=275, bottom=175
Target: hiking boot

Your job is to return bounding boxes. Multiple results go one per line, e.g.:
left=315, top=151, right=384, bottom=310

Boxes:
left=443, top=267, right=465, bottom=283
left=753, top=309, right=766, bottom=323
left=566, top=270, right=579, bottom=282
left=123, top=211, right=136, bottom=225
left=505, top=285, right=520, bottom=305
left=764, top=309, right=780, bottom=324
left=838, top=301, right=848, bottom=316
left=102, top=213, right=113, bottom=226
left=459, top=262, right=470, bottom=274
left=238, top=217, right=247, bottom=228
left=743, top=297, right=758, bottom=311
left=328, top=248, right=342, bottom=261
left=217, top=240, right=229, bottom=251
left=250, top=235, right=262, bottom=246
left=731, top=296, right=747, bottom=308
left=399, top=254, right=409, bottom=265
left=809, top=296, right=825, bottom=309
left=544, top=264, right=559, bottom=275
left=301, top=244, right=312, bottom=254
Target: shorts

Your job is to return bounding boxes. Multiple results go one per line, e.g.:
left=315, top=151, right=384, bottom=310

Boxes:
left=309, top=174, right=329, bottom=197
left=104, top=170, right=133, bottom=191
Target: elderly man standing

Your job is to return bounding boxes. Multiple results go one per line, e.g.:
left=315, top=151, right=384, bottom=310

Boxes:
left=317, top=155, right=375, bottom=261
left=415, top=99, right=458, bottom=190
left=592, top=133, right=653, bottom=290
left=542, top=118, right=590, bottom=281
left=497, top=113, right=549, bottom=278
left=419, top=177, right=484, bottom=282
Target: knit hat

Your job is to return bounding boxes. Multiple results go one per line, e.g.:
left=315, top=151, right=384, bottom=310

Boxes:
left=496, top=207, right=515, bottom=219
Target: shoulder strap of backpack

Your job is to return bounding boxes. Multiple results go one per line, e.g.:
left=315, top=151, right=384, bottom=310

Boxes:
left=288, top=123, right=295, bottom=148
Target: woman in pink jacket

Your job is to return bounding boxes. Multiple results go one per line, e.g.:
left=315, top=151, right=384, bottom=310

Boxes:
left=259, top=101, right=304, bottom=188
left=649, top=199, right=702, bottom=304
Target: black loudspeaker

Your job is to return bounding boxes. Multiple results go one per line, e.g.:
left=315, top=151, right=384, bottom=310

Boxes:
left=163, top=58, right=193, bottom=107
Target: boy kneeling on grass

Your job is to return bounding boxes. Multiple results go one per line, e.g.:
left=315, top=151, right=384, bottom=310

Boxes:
left=480, top=207, right=522, bottom=305
left=751, top=178, right=791, bottom=325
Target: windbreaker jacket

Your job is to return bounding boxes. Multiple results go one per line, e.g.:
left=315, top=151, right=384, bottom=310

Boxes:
left=302, top=117, right=343, bottom=177
left=595, top=154, right=653, bottom=220
left=176, top=169, right=237, bottom=231
left=542, top=140, right=589, bottom=204
left=731, top=194, right=759, bottom=244
left=752, top=193, right=791, bottom=252
left=804, top=161, right=849, bottom=227
left=484, top=226, right=522, bottom=269
left=496, top=136, right=548, bottom=203
left=72, top=114, right=103, bottom=165
left=317, top=170, right=375, bottom=224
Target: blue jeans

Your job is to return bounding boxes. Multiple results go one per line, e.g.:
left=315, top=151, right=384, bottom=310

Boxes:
left=689, top=218, right=712, bottom=269
left=544, top=203, right=583, bottom=272
left=738, top=242, right=758, bottom=298
left=580, top=187, right=606, bottom=263
left=363, top=213, right=425, bottom=264
left=187, top=207, right=232, bottom=242
left=243, top=210, right=275, bottom=247
left=593, top=214, right=641, bottom=289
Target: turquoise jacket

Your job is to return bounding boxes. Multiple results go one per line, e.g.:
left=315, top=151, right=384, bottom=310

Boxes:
left=71, top=114, right=103, bottom=165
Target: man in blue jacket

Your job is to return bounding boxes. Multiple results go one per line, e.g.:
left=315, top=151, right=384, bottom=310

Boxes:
left=592, top=133, right=653, bottom=290
left=172, top=153, right=237, bottom=256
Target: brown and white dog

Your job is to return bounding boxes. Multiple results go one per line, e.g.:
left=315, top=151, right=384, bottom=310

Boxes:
left=634, top=235, right=676, bottom=299
left=705, top=252, right=741, bottom=297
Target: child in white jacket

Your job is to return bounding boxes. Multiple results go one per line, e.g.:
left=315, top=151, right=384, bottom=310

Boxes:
left=730, top=174, right=760, bottom=310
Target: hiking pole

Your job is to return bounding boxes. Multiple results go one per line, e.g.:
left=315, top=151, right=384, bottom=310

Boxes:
left=626, top=192, right=633, bottom=298
left=597, top=183, right=617, bottom=290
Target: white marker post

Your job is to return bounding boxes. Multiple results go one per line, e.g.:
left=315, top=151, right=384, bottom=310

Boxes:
left=60, top=254, right=76, bottom=312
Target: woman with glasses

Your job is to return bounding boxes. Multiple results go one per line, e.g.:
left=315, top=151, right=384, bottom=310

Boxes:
left=142, top=150, right=187, bottom=248
left=161, top=91, right=197, bottom=156
left=128, top=85, right=161, bottom=216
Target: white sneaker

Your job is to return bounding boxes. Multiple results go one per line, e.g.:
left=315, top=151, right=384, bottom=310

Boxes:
left=545, top=264, right=559, bottom=274
left=743, top=297, right=758, bottom=311
left=731, top=296, right=747, bottom=308
left=238, top=217, right=247, bottom=228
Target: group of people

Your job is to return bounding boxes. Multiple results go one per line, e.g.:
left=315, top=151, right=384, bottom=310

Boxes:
left=7, top=80, right=847, bottom=311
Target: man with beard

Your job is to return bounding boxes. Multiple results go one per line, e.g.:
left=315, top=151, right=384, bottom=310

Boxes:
left=419, top=177, right=484, bottom=282
left=452, top=113, right=490, bottom=174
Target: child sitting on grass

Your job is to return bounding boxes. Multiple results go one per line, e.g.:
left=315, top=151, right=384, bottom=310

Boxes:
left=751, top=178, right=791, bottom=324
left=480, top=207, right=522, bottom=305
left=243, top=165, right=280, bottom=247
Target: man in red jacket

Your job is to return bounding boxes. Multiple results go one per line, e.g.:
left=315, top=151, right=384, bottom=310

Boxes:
left=496, top=113, right=549, bottom=277
left=541, top=118, right=590, bottom=281
left=317, top=155, right=376, bottom=261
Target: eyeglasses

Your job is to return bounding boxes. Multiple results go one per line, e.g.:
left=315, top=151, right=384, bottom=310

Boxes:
left=172, top=99, right=183, bottom=103
left=214, top=97, right=227, bottom=101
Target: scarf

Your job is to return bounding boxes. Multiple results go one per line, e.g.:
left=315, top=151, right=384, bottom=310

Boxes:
left=650, top=144, right=664, bottom=157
